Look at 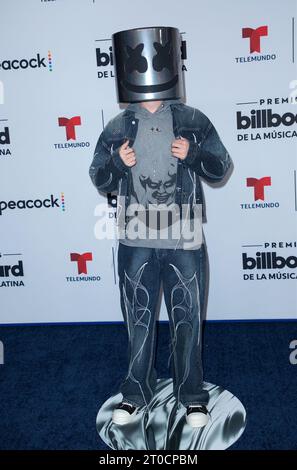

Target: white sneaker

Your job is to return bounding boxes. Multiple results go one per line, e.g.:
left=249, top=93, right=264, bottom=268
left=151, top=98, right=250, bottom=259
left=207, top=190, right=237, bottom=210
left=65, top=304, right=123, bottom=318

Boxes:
left=112, top=401, right=138, bottom=425
left=186, top=404, right=209, bottom=428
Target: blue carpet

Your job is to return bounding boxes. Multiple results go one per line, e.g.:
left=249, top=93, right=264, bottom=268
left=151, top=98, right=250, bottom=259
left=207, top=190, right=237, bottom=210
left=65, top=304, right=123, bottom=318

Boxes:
left=0, top=321, right=296, bottom=450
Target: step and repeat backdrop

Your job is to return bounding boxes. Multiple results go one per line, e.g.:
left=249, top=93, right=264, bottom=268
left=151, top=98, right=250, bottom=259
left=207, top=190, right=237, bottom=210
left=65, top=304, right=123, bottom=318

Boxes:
left=0, top=0, right=296, bottom=323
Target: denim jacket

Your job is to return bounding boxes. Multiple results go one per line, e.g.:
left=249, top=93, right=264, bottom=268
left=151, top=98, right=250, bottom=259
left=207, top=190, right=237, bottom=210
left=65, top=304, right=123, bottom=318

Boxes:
left=89, top=102, right=232, bottom=221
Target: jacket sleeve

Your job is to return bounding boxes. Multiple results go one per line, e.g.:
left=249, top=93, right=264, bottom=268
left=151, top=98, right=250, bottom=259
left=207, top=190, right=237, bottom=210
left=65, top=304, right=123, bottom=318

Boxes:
left=183, top=119, right=232, bottom=183
left=89, top=124, right=129, bottom=194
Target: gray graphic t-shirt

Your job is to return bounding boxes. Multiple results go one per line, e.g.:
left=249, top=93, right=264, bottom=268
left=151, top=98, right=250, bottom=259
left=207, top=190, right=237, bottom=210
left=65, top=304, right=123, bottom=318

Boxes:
left=129, top=101, right=177, bottom=208
left=120, top=99, right=200, bottom=249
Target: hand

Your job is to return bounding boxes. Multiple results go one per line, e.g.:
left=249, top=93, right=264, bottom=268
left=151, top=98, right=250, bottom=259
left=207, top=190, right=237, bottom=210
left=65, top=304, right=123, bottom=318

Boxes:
left=119, top=140, right=136, bottom=167
left=171, top=137, right=189, bottom=160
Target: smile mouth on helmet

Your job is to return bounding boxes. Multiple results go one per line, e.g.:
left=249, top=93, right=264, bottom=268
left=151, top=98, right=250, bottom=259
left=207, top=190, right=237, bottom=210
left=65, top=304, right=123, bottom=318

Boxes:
left=122, top=75, right=178, bottom=93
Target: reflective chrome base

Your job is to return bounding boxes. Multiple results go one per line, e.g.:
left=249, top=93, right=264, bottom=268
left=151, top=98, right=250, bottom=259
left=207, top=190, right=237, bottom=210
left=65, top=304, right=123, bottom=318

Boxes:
left=96, top=378, right=246, bottom=450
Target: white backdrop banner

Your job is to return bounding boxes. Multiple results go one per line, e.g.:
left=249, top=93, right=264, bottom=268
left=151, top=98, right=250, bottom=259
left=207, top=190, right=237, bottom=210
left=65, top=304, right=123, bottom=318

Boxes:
left=0, top=0, right=297, bottom=323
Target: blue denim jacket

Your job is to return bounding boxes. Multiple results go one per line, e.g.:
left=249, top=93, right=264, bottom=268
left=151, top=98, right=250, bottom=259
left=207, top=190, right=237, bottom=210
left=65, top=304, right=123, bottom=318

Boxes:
left=89, top=102, right=232, bottom=220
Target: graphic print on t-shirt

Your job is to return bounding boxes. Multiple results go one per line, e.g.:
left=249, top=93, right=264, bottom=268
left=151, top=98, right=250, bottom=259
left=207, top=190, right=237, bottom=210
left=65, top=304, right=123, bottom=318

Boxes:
left=134, top=162, right=177, bottom=206
left=125, top=100, right=179, bottom=238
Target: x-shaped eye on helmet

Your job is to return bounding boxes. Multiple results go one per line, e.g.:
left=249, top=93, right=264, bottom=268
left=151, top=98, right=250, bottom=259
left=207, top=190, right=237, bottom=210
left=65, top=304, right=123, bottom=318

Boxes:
left=125, top=43, right=148, bottom=73
left=153, top=41, right=173, bottom=72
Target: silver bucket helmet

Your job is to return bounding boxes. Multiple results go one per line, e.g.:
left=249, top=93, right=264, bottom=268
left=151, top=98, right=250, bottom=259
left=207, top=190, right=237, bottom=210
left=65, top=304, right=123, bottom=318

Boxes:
left=112, top=26, right=185, bottom=102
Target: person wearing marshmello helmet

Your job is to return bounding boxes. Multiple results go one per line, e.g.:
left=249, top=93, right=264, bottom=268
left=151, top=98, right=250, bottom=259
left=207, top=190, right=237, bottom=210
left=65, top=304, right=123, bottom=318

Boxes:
left=89, top=26, right=232, bottom=428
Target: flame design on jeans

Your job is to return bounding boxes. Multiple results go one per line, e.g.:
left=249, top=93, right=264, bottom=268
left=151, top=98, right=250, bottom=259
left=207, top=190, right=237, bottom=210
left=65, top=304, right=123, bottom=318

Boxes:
left=168, top=263, right=201, bottom=403
left=122, top=261, right=153, bottom=405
